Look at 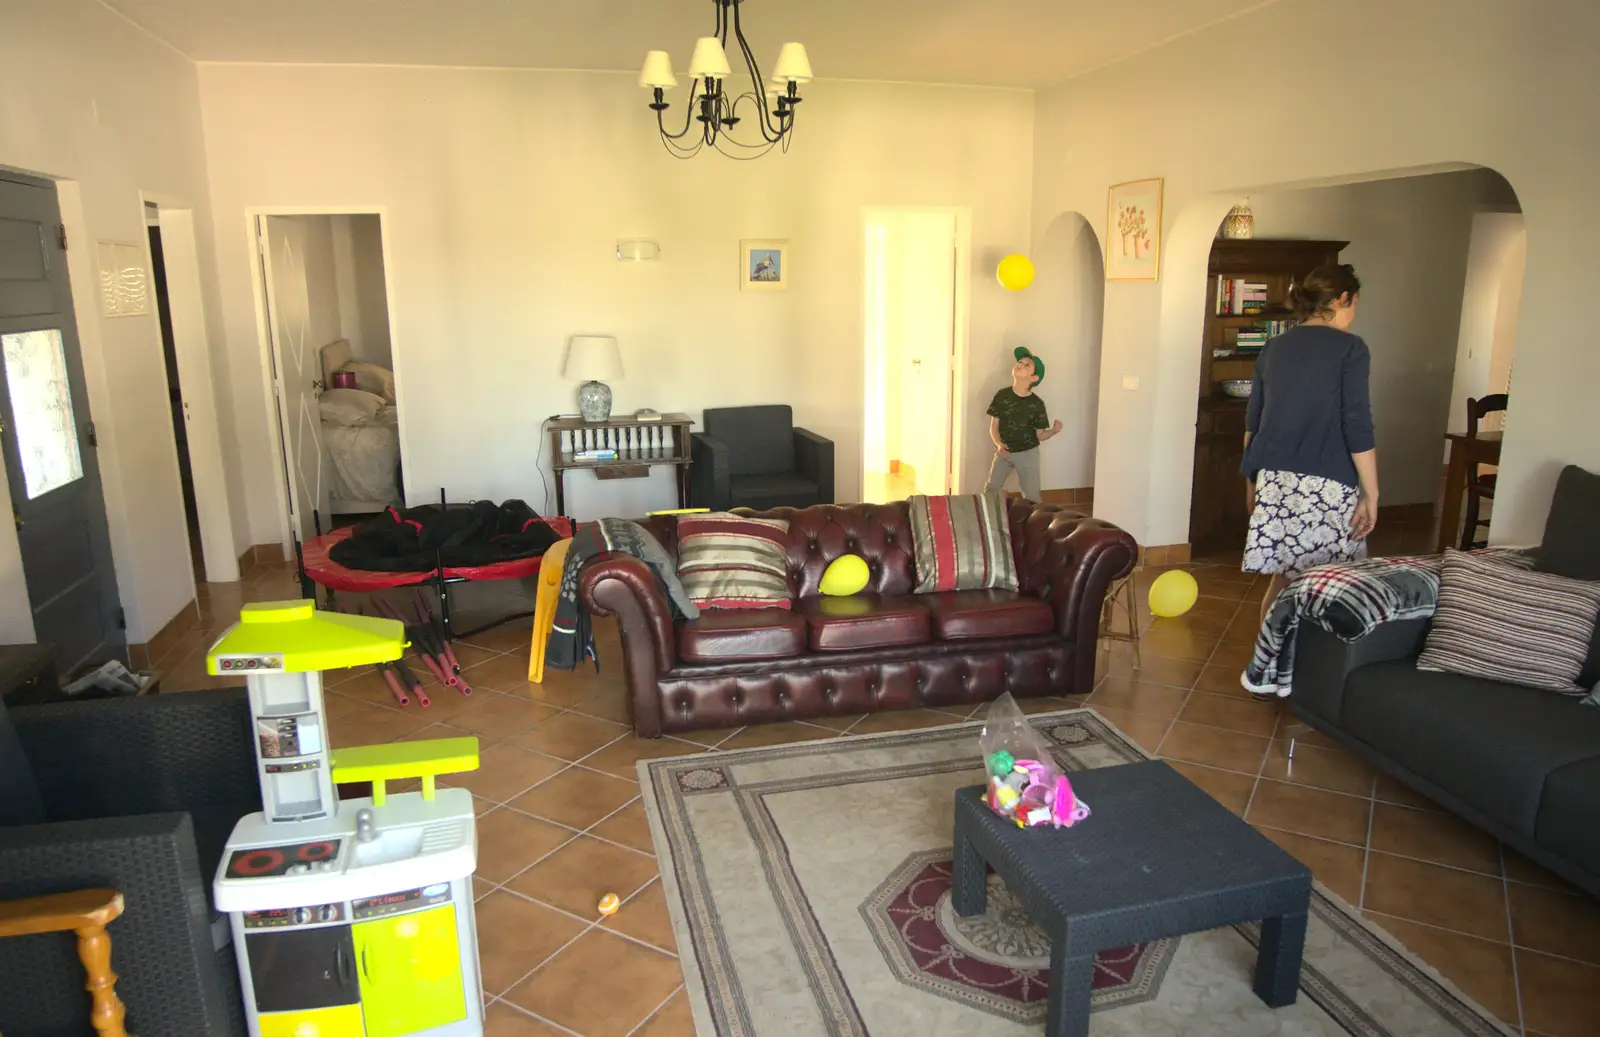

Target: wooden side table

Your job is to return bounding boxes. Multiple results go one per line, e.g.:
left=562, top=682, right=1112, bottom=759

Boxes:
left=547, top=413, right=694, bottom=517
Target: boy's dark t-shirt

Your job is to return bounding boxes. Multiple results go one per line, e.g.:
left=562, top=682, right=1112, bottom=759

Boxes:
left=988, top=388, right=1049, bottom=452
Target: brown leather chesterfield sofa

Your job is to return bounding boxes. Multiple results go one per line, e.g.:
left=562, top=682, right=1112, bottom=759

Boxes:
left=579, top=499, right=1138, bottom=737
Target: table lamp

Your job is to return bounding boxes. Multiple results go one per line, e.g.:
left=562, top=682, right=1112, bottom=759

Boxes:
left=564, top=334, right=623, bottom=421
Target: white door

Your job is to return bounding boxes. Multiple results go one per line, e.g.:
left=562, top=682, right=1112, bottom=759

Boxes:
left=258, top=215, right=331, bottom=549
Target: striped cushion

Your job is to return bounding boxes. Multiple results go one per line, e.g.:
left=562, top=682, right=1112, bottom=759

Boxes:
left=676, top=513, right=793, bottom=610
left=908, top=492, right=1018, bottom=594
left=1418, top=549, right=1600, bottom=694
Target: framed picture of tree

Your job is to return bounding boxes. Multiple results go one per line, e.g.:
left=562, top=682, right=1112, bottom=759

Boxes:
left=1105, top=178, right=1163, bottom=281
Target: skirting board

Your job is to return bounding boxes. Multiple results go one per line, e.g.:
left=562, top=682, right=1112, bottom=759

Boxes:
left=127, top=598, right=199, bottom=671
left=237, top=542, right=287, bottom=574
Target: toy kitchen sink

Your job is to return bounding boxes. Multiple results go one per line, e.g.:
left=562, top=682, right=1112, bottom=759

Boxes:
left=209, top=600, right=484, bottom=1037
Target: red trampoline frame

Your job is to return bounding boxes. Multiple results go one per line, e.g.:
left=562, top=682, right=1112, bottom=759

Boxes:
left=301, top=518, right=575, bottom=593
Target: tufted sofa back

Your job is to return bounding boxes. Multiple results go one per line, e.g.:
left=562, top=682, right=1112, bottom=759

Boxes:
left=643, top=498, right=1097, bottom=601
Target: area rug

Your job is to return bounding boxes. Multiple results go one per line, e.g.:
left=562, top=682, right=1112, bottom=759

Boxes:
left=638, top=709, right=1514, bottom=1037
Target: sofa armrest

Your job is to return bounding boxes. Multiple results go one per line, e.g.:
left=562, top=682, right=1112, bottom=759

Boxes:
left=1291, top=618, right=1431, bottom=728
left=581, top=553, right=679, bottom=738
left=0, top=813, right=235, bottom=1036
left=16, top=690, right=261, bottom=824
left=1010, top=502, right=1138, bottom=694
left=794, top=428, right=834, bottom=503
left=690, top=433, right=731, bottom=511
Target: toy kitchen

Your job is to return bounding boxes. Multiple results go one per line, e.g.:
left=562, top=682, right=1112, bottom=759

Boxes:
left=209, top=600, right=484, bottom=1037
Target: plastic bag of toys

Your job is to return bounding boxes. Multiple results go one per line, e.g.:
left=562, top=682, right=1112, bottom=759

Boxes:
left=978, top=693, right=1091, bottom=829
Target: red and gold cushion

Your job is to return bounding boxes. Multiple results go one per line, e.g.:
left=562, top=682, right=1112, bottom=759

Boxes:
left=676, top=513, right=793, bottom=610
left=907, top=492, right=1019, bottom=594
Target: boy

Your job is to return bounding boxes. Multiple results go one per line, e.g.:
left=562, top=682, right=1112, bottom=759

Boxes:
left=986, top=346, right=1063, bottom=501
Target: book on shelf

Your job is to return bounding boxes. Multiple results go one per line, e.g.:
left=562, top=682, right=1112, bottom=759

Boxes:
left=573, top=448, right=619, bottom=461
left=1214, top=277, right=1272, bottom=316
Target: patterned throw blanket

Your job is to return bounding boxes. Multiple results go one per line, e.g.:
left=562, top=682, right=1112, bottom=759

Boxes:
left=1243, top=549, right=1530, bottom=698
left=546, top=518, right=698, bottom=673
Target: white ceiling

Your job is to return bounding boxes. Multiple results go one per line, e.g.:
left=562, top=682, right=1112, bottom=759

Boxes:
left=103, top=0, right=1275, bottom=89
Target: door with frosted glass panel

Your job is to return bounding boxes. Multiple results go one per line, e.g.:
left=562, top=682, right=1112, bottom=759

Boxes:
left=0, top=174, right=124, bottom=669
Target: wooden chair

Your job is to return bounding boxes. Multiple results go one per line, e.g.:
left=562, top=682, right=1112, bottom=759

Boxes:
left=1460, top=394, right=1508, bottom=549
left=0, top=889, right=133, bottom=1037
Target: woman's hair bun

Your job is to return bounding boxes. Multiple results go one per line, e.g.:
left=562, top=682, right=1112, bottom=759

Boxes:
left=1291, top=263, right=1361, bottom=319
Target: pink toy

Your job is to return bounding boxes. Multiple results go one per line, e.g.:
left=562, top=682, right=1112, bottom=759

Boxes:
left=978, top=694, right=1092, bottom=829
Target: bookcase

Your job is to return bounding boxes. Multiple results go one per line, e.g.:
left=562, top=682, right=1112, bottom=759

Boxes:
left=1189, top=239, right=1347, bottom=554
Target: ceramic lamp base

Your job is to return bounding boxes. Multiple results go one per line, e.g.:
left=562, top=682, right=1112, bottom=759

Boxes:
left=577, top=380, right=613, bottom=422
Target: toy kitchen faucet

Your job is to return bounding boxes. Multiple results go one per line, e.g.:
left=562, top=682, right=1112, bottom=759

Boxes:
left=209, top=600, right=484, bottom=1037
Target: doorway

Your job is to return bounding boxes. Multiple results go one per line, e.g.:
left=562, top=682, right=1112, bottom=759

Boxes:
left=861, top=208, right=967, bottom=503
left=0, top=172, right=124, bottom=670
left=146, top=204, right=201, bottom=577
left=252, top=211, right=399, bottom=556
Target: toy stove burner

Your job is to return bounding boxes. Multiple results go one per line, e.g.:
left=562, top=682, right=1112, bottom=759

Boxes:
left=229, top=849, right=286, bottom=877
left=226, top=839, right=343, bottom=879
left=296, top=841, right=336, bottom=862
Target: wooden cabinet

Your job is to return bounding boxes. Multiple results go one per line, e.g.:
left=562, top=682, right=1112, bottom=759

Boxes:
left=1189, top=239, right=1347, bottom=554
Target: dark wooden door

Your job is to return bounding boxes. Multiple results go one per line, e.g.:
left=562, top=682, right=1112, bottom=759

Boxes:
left=0, top=174, right=124, bottom=671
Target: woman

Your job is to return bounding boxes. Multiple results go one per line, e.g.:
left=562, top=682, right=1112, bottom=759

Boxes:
left=1240, top=263, right=1379, bottom=634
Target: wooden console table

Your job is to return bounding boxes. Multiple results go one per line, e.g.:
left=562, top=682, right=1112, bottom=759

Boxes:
left=547, top=413, right=694, bottom=517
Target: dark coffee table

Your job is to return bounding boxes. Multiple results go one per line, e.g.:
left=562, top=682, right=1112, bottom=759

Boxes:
left=953, top=760, right=1312, bottom=1037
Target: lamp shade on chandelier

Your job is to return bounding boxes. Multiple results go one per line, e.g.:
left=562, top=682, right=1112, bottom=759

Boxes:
left=639, top=0, right=811, bottom=158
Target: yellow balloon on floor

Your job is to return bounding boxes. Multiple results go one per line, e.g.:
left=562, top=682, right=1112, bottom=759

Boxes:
left=820, top=554, right=870, bottom=596
left=1148, top=570, right=1199, bottom=618
left=997, top=254, right=1035, bottom=291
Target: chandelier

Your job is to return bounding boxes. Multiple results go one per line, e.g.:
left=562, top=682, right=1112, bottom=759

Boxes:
left=637, top=0, right=812, bottom=159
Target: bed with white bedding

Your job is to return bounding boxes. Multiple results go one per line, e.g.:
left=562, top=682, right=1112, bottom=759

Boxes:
left=319, top=339, right=401, bottom=513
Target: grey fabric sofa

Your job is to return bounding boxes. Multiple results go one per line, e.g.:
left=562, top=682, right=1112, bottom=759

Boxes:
left=0, top=690, right=258, bottom=1036
left=1292, top=464, right=1600, bottom=899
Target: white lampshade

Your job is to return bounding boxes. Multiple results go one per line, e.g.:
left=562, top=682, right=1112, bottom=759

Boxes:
left=772, top=42, right=812, bottom=83
left=638, top=50, right=677, bottom=89
left=688, top=36, right=732, bottom=79
left=563, top=335, right=623, bottom=382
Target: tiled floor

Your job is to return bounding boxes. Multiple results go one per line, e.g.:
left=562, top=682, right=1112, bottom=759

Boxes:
left=152, top=546, right=1599, bottom=1037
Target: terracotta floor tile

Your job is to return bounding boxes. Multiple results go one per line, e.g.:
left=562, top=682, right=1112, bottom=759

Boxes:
left=508, top=835, right=660, bottom=918
left=461, top=621, right=537, bottom=655
left=581, top=735, right=706, bottom=778
left=805, top=713, right=869, bottom=732
left=1192, top=664, right=1253, bottom=699
left=461, top=651, right=545, bottom=691
left=1086, top=677, right=1190, bottom=720
left=322, top=690, right=375, bottom=719
left=1175, top=595, right=1244, bottom=620
left=848, top=709, right=968, bottom=735
left=1362, top=852, right=1510, bottom=942
left=444, top=691, right=560, bottom=740
left=327, top=701, right=432, bottom=747
left=1208, top=640, right=1258, bottom=669
left=1167, top=761, right=1256, bottom=814
left=510, top=766, right=639, bottom=829
left=507, top=929, right=684, bottom=1037
left=1177, top=691, right=1282, bottom=737
left=1364, top=914, right=1521, bottom=1028
left=1504, top=848, right=1586, bottom=895
left=442, top=744, right=567, bottom=804
left=474, top=890, right=588, bottom=995
left=590, top=801, right=657, bottom=854
left=665, top=726, right=736, bottom=746
left=473, top=876, right=495, bottom=900
left=1372, top=773, right=1446, bottom=813
left=603, top=878, right=678, bottom=953
left=1245, top=780, right=1371, bottom=846
left=1509, top=882, right=1600, bottom=965
left=1516, top=949, right=1600, bottom=1037
left=483, top=1002, right=569, bottom=1036
left=475, top=807, right=575, bottom=883
left=1192, top=576, right=1254, bottom=601
left=1221, top=612, right=1264, bottom=645
left=513, top=712, right=629, bottom=761
left=1156, top=721, right=1269, bottom=773
left=1148, top=612, right=1232, bottom=640
left=1086, top=705, right=1171, bottom=754
left=1113, top=654, right=1205, bottom=690
left=1015, top=695, right=1082, bottom=716
left=1142, top=625, right=1218, bottom=662
left=633, top=990, right=696, bottom=1037
left=446, top=641, right=504, bottom=671
left=570, top=688, right=636, bottom=724
left=719, top=721, right=841, bottom=749
left=1369, top=802, right=1502, bottom=877
left=1255, top=826, right=1366, bottom=906
left=1261, top=741, right=1377, bottom=797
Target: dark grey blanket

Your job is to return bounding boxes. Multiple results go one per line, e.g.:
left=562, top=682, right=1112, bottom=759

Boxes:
left=546, top=518, right=698, bottom=672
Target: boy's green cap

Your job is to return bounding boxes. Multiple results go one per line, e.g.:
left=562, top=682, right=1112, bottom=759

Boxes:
left=1014, top=346, right=1044, bottom=386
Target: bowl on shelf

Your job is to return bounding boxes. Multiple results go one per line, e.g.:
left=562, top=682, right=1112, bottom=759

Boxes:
left=1221, top=379, right=1253, bottom=399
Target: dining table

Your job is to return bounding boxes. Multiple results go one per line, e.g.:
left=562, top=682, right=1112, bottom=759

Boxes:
left=1436, top=430, right=1502, bottom=552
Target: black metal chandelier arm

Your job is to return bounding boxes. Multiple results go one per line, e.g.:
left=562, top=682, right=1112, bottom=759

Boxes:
left=729, top=0, right=786, bottom=142
left=656, top=93, right=700, bottom=142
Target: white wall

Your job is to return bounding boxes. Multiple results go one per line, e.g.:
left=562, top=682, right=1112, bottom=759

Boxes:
left=1018, top=212, right=1103, bottom=492
left=1033, top=0, right=1600, bottom=547
left=197, top=66, right=1034, bottom=528
left=0, top=0, right=235, bottom=642
left=1447, top=212, right=1525, bottom=439
left=1245, top=171, right=1502, bottom=506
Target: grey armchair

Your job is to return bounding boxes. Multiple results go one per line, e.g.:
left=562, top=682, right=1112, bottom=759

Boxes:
left=0, top=690, right=259, bottom=1036
left=690, top=405, right=834, bottom=511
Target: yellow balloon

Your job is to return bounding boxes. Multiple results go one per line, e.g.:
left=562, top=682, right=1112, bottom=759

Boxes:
left=1148, top=570, right=1199, bottom=618
left=997, top=254, right=1035, bottom=291
left=819, top=554, right=870, bottom=596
